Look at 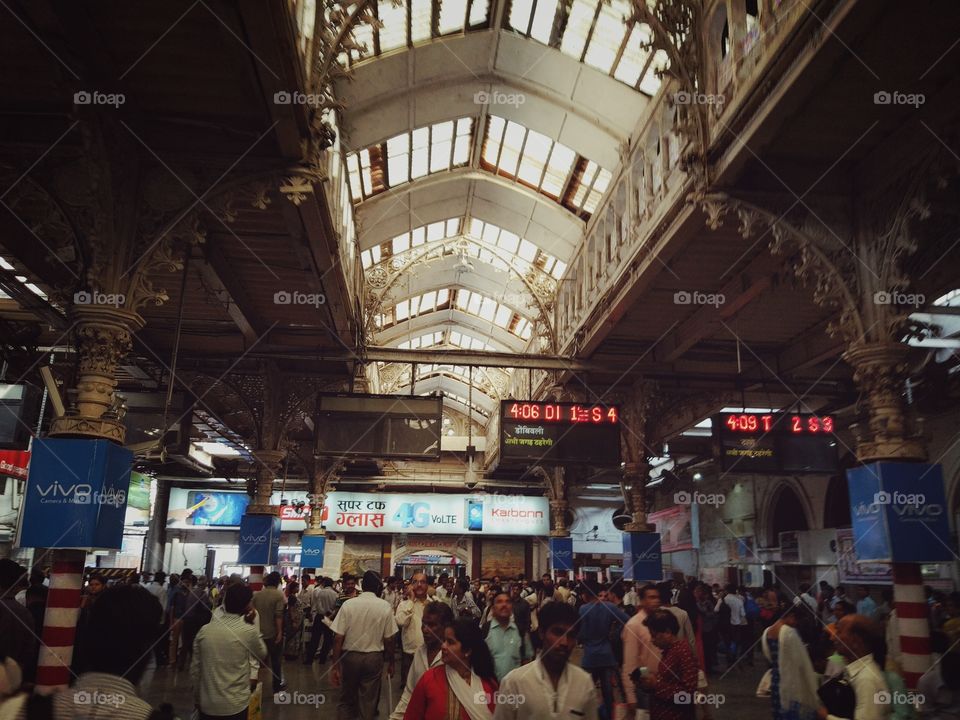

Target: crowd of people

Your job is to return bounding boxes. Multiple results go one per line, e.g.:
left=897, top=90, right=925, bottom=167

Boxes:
left=1, top=558, right=959, bottom=720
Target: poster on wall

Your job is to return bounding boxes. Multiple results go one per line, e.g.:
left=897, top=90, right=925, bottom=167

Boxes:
left=836, top=527, right=893, bottom=584
left=779, top=531, right=800, bottom=563
left=125, top=472, right=152, bottom=527
left=340, top=536, right=382, bottom=576
left=647, top=506, right=694, bottom=552
left=481, top=539, right=525, bottom=579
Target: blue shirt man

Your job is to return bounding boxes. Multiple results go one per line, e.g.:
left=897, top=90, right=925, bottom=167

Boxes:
left=577, top=590, right=630, bottom=669
left=485, top=592, right=533, bottom=680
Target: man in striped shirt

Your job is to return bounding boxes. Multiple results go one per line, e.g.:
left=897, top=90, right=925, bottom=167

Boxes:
left=192, top=584, right=268, bottom=720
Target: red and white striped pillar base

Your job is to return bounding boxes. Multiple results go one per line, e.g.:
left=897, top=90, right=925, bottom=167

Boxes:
left=248, top=565, right=264, bottom=592
left=35, top=550, right=85, bottom=692
left=893, top=563, right=931, bottom=689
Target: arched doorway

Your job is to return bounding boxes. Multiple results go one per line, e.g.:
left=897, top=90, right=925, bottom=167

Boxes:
left=823, top=475, right=851, bottom=528
left=768, top=483, right=810, bottom=544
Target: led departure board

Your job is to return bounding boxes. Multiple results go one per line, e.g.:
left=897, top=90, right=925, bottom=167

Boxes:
left=499, top=401, right=621, bottom=465
left=713, top=412, right=839, bottom=473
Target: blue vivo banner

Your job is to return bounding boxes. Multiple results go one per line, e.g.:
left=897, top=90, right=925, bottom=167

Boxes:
left=301, top=535, right=326, bottom=567
left=238, top=514, right=281, bottom=565
left=549, top=537, right=573, bottom=571
left=19, top=439, right=132, bottom=549
left=847, top=462, right=950, bottom=563
left=622, top=532, right=663, bottom=581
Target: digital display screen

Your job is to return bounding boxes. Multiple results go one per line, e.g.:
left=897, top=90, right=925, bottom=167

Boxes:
left=184, top=491, right=250, bottom=526
left=713, top=413, right=839, bottom=473
left=499, top=401, right=621, bottom=465
left=722, top=413, right=835, bottom=434
left=316, top=393, right=442, bottom=460
left=505, top=402, right=619, bottom=424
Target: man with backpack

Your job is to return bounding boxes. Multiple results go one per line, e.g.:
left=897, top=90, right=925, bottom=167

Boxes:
left=483, top=591, right=533, bottom=681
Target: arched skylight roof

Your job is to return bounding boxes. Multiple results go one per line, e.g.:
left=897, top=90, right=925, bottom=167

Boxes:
left=348, top=116, right=611, bottom=219
left=340, top=0, right=664, bottom=95
left=481, top=116, right=611, bottom=219
left=347, top=118, right=473, bottom=201
left=395, top=329, right=499, bottom=351
left=375, top=288, right=533, bottom=340
left=345, top=0, right=491, bottom=62
left=507, top=0, right=669, bottom=93
left=360, top=215, right=567, bottom=280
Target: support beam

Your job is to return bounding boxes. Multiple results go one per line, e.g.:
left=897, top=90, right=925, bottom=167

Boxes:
left=364, top=346, right=599, bottom=370
left=198, top=240, right=266, bottom=344
left=662, top=255, right=780, bottom=362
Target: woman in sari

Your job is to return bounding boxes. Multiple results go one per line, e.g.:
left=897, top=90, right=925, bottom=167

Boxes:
left=405, top=618, right=498, bottom=720
left=283, top=580, right=304, bottom=659
left=761, top=601, right=820, bottom=720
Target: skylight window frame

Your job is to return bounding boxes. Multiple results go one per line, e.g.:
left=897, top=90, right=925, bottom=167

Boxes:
left=348, top=118, right=474, bottom=202
left=503, top=0, right=666, bottom=95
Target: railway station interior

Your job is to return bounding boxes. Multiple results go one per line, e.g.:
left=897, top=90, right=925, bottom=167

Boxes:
left=0, top=0, right=959, bottom=719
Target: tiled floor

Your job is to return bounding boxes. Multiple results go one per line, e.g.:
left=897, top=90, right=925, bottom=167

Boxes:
left=140, top=651, right=772, bottom=719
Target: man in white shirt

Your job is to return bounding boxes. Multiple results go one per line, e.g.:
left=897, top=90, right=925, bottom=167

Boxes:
left=389, top=601, right=453, bottom=720
left=394, top=571, right=429, bottom=685
left=435, top=573, right=450, bottom=601
left=382, top=576, right=401, bottom=612
left=494, top=600, right=598, bottom=720
left=330, top=571, right=399, bottom=720
left=191, top=584, right=268, bottom=720
left=719, top=584, right=747, bottom=665
left=817, top=614, right=890, bottom=720
left=623, top=581, right=640, bottom=609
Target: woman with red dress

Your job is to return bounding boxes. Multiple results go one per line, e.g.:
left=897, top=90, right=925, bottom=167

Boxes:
left=404, top=618, right=498, bottom=720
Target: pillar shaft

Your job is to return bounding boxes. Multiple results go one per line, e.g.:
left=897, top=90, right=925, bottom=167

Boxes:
left=35, top=551, right=85, bottom=692
left=549, top=499, right=568, bottom=537
left=623, top=461, right=653, bottom=532
left=845, top=341, right=929, bottom=687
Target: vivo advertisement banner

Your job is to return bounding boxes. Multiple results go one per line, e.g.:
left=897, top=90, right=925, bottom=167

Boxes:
left=549, top=537, right=573, bottom=571
left=167, top=489, right=549, bottom=536
left=19, top=439, right=132, bottom=549
left=238, top=515, right=281, bottom=565
left=301, top=535, right=326, bottom=567
left=847, top=462, right=950, bottom=563
left=622, top=532, right=663, bottom=581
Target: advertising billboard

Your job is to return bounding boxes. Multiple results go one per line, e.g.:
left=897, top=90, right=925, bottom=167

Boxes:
left=166, top=488, right=549, bottom=536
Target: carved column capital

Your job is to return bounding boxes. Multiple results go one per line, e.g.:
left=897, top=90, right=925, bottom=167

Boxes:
left=49, top=305, right=144, bottom=443
left=843, top=342, right=926, bottom=462
left=549, top=498, right=569, bottom=537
